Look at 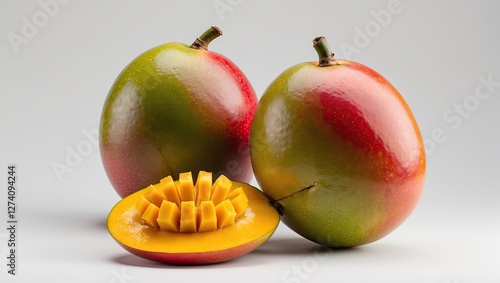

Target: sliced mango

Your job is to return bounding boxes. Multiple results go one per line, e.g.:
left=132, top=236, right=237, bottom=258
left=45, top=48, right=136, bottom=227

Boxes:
left=107, top=177, right=281, bottom=265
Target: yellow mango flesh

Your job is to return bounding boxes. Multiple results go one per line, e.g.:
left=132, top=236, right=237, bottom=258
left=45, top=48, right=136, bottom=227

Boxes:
left=135, top=171, right=249, bottom=233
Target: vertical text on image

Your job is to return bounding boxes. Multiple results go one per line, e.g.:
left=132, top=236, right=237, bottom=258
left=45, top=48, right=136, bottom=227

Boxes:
left=6, top=165, right=18, bottom=275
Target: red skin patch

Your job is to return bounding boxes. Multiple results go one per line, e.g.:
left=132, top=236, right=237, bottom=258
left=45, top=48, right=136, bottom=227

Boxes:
left=317, top=61, right=424, bottom=180
left=206, top=52, right=258, bottom=181
left=316, top=61, right=425, bottom=240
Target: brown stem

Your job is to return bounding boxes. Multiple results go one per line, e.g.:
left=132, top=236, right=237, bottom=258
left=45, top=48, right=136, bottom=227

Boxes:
left=269, top=181, right=319, bottom=216
left=313, top=36, right=338, bottom=67
left=190, top=26, right=223, bottom=50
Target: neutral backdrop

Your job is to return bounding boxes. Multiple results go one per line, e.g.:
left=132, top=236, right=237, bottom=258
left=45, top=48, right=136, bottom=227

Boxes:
left=1, top=1, right=499, bottom=282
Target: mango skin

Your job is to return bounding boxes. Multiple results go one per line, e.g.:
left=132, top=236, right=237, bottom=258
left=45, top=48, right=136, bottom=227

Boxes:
left=100, top=42, right=257, bottom=198
left=250, top=60, right=426, bottom=247
left=119, top=241, right=268, bottom=265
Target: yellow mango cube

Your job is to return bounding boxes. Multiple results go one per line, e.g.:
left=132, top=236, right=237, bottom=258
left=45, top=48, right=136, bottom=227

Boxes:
left=215, top=199, right=236, bottom=229
left=158, top=176, right=181, bottom=207
left=157, top=200, right=181, bottom=232
left=195, top=171, right=212, bottom=206
left=179, top=201, right=197, bottom=233
left=145, top=185, right=165, bottom=208
left=135, top=195, right=151, bottom=215
left=211, top=175, right=232, bottom=206
left=178, top=172, right=195, bottom=202
left=230, top=192, right=249, bottom=218
left=197, top=201, right=217, bottom=232
left=142, top=203, right=160, bottom=228
left=227, top=187, right=245, bottom=200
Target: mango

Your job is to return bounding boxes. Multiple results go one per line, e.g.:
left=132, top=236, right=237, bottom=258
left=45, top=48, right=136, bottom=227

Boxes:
left=99, top=26, right=257, bottom=198
left=250, top=37, right=426, bottom=247
left=107, top=171, right=280, bottom=265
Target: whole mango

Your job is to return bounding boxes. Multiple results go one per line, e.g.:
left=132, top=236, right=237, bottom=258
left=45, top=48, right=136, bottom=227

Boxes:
left=100, top=27, right=257, bottom=198
left=250, top=37, right=426, bottom=247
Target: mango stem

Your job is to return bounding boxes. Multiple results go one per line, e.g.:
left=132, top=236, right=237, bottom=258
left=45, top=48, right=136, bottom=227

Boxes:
left=313, top=36, right=338, bottom=67
left=270, top=181, right=319, bottom=216
left=190, top=26, right=223, bottom=50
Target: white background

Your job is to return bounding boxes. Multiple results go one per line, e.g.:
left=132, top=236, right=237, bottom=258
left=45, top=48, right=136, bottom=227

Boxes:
left=1, top=0, right=499, bottom=282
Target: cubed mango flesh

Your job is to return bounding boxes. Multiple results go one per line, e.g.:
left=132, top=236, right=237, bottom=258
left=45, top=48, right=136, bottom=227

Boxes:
left=135, top=171, right=249, bottom=233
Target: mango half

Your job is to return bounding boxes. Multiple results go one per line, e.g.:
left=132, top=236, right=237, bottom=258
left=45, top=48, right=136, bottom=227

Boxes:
left=107, top=171, right=280, bottom=265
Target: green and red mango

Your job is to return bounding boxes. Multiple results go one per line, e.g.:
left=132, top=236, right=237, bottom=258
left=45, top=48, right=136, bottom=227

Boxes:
left=250, top=37, right=426, bottom=247
left=100, top=27, right=257, bottom=198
